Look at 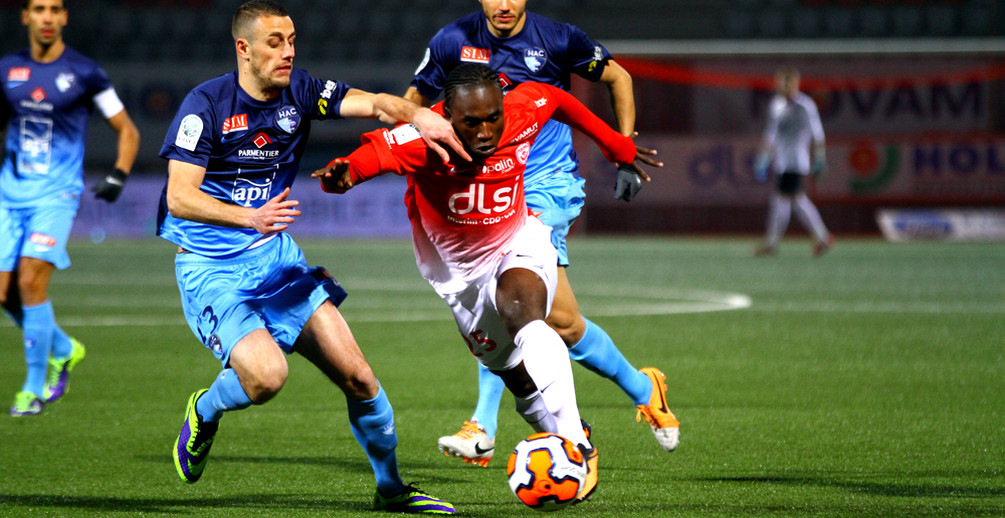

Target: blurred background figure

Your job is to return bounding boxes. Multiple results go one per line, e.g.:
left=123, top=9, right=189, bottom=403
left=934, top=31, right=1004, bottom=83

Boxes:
left=1, top=0, right=140, bottom=417
left=753, top=67, right=833, bottom=257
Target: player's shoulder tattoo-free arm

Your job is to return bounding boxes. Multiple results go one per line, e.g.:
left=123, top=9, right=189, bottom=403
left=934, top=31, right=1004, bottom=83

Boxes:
left=535, top=84, right=636, bottom=164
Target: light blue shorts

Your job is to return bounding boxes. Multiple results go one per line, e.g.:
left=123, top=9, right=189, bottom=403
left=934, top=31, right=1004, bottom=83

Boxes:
left=524, top=169, right=586, bottom=267
left=174, top=233, right=347, bottom=366
left=0, top=204, right=76, bottom=271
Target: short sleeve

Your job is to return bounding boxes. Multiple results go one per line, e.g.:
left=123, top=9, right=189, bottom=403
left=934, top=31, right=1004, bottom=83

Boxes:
left=159, top=91, right=216, bottom=168
left=410, top=28, right=459, bottom=101
left=305, top=75, right=352, bottom=121
left=564, top=24, right=612, bottom=82
left=83, top=63, right=115, bottom=97
left=805, top=97, right=825, bottom=143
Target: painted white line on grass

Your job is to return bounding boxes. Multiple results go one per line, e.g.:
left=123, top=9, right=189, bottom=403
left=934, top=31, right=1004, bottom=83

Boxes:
left=749, top=301, right=1005, bottom=314
left=0, top=286, right=751, bottom=327
left=574, top=286, right=752, bottom=316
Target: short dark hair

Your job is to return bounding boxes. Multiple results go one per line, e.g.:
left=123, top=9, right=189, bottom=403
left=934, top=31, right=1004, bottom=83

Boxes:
left=23, top=0, right=66, bottom=9
left=776, top=66, right=800, bottom=80
left=232, top=0, right=289, bottom=41
left=443, top=63, right=501, bottom=109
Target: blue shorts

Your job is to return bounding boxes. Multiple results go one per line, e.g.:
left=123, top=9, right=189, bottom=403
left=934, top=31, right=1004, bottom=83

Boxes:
left=0, top=203, right=76, bottom=271
left=174, top=233, right=347, bottom=366
left=524, top=169, right=586, bottom=267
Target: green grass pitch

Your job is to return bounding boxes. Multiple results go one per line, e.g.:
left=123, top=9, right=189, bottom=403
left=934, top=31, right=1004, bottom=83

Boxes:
left=1, top=237, right=1003, bottom=517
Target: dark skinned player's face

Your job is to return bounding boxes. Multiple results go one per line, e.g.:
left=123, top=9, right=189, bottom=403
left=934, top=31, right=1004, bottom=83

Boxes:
left=444, top=84, right=505, bottom=162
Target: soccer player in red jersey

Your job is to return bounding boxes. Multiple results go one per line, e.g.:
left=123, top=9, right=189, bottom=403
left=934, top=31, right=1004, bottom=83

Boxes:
left=314, top=63, right=661, bottom=502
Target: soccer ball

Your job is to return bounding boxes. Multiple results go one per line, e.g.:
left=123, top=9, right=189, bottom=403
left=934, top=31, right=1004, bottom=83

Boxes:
left=506, top=432, right=586, bottom=511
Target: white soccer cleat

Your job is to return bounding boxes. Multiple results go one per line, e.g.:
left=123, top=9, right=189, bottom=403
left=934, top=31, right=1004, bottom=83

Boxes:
left=437, top=420, right=494, bottom=467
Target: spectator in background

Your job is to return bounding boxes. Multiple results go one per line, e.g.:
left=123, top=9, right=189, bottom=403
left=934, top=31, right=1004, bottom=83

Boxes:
left=753, top=67, right=834, bottom=257
left=1, top=0, right=140, bottom=417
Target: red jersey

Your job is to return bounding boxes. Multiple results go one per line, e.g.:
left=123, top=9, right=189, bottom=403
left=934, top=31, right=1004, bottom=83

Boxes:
left=335, top=82, right=635, bottom=291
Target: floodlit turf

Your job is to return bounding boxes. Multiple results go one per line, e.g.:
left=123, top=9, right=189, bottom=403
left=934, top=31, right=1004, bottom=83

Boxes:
left=1, top=237, right=1002, bottom=517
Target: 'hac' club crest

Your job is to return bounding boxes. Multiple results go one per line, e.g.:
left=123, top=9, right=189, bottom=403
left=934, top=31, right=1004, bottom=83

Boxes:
left=524, top=48, right=547, bottom=73
left=55, top=72, right=75, bottom=93
left=275, top=105, right=301, bottom=134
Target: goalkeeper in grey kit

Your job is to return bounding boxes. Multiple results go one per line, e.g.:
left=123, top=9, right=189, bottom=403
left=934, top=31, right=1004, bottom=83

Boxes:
left=753, top=67, right=834, bottom=257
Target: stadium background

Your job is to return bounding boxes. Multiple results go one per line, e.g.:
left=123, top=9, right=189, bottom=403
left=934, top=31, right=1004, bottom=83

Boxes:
left=2, top=0, right=1003, bottom=238
left=1, top=5, right=1003, bottom=515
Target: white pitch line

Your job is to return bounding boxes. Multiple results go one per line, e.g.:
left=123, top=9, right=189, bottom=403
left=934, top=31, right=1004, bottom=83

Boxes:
left=749, top=301, right=1005, bottom=314
left=3, top=285, right=995, bottom=329
left=0, top=286, right=751, bottom=328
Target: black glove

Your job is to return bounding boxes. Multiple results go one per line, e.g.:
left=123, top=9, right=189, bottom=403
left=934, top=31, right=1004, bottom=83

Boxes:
left=93, top=168, right=128, bottom=202
left=614, top=165, right=642, bottom=202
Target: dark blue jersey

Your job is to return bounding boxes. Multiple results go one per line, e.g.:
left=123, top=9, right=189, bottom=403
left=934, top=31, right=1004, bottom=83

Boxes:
left=158, top=68, right=351, bottom=256
left=411, top=11, right=610, bottom=98
left=411, top=11, right=612, bottom=182
left=1, top=47, right=117, bottom=207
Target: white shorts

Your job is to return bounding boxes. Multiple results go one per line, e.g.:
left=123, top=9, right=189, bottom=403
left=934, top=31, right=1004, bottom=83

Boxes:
left=435, top=216, right=558, bottom=371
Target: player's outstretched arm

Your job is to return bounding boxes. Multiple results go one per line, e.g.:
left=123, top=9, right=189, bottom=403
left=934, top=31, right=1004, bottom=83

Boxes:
left=410, top=107, right=472, bottom=163
left=600, top=60, right=636, bottom=137
left=312, top=158, right=354, bottom=194
left=613, top=133, right=663, bottom=201
left=622, top=132, right=662, bottom=181
left=313, top=133, right=403, bottom=194
left=166, top=160, right=301, bottom=234
left=403, top=86, right=433, bottom=108
left=339, top=89, right=471, bottom=163
left=602, top=61, right=651, bottom=201
left=546, top=86, right=663, bottom=179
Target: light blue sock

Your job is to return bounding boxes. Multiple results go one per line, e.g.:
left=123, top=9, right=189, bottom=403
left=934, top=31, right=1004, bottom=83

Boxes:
left=196, top=368, right=253, bottom=423
left=21, top=302, right=55, bottom=397
left=50, top=325, right=74, bottom=359
left=3, top=308, right=72, bottom=359
left=347, top=383, right=403, bottom=497
left=568, top=317, right=652, bottom=406
left=470, top=363, right=505, bottom=438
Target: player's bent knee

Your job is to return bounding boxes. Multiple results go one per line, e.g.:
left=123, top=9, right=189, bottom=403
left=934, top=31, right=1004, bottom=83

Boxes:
left=498, top=304, right=541, bottom=337
left=16, top=274, right=48, bottom=300
left=339, top=367, right=379, bottom=401
left=244, top=362, right=289, bottom=403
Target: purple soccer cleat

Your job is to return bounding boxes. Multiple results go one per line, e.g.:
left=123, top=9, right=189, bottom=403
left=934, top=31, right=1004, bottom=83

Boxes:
left=173, top=389, right=218, bottom=483
left=44, top=338, right=86, bottom=403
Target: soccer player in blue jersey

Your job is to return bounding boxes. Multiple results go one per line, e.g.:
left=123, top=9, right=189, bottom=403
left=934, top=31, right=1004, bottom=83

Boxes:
left=1, top=0, right=141, bottom=417
left=158, top=2, right=464, bottom=514
left=404, top=0, right=679, bottom=466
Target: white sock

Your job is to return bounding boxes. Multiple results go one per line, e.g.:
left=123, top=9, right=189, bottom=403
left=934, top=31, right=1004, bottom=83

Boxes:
left=513, top=389, right=556, bottom=433
left=514, top=320, right=591, bottom=449
left=766, top=194, right=791, bottom=248
left=793, top=193, right=829, bottom=242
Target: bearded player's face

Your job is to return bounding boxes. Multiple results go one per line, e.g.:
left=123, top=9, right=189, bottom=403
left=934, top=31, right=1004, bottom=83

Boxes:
left=245, top=15, right=296, bottom=94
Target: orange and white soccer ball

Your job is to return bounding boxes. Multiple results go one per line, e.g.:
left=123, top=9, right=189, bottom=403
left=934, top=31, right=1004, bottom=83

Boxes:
left=506, top=433, right=586, bottom=511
